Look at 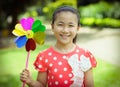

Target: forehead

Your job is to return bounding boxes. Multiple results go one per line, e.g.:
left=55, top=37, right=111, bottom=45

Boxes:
left=55, top=11, right=78, bottom=23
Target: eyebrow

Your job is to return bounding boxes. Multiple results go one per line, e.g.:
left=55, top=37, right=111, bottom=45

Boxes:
left=57, top=21, right=75, bottom=24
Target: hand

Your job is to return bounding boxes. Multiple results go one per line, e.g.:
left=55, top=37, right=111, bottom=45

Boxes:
left=20, top=69, right=33, bottom=85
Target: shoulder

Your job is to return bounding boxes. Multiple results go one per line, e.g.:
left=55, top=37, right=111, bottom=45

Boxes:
left=38, top=46, right=53, bottom=55
left=76, top=44, right=97, bottom=68
left=37, top=46, right=55, bottom=58
left=76, top=44, right=89, bottom=54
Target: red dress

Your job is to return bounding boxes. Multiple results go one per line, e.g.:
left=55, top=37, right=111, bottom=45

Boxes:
left=34, top=45, right=97, bottom=87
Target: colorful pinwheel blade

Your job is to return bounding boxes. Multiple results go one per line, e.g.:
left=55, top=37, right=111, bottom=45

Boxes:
left=33, top=31, right=45, bottom=45
left=20, top=17, right=34, bottom=30
left=32, top=20, right=46, bottom=33
left=40, top=25, right=46, bottom=32
left=12, top=24, right=26, bottom=36
left=25, top=39, right=36, bottom=52
left=14, top=36, right=27, bottom=48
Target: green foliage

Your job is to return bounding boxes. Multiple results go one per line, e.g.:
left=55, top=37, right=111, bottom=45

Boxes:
left=80, top=1, right=111, bottom=18
left=81, top=17, right=120, bottom=28
left=18, top=6, right=39, bottom=20
left=79, top=1, right=120, bottom=28
left=81, top=18, right=96, bottom=26
left=106, top=2, right=120, bottom=19
left=42, top=0, right=77, bottom=20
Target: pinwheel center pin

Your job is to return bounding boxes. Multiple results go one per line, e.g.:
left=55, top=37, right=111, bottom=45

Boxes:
left=26, top=30, right=34, bottom=39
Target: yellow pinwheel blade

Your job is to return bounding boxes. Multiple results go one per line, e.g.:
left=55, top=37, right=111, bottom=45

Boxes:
left=12, top=24, right=26, bottom=36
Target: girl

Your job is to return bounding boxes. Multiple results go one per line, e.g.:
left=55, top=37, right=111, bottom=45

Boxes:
left=20, top=6, right=97, bottom=87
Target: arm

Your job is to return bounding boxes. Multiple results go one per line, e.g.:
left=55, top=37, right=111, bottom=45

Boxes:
left=20, top=69, right=47, bottom=87
left=84, top=68, right=94, bottom=87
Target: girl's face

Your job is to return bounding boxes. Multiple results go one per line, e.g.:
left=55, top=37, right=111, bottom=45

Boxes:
left=52, top=11, right=79, bottom=45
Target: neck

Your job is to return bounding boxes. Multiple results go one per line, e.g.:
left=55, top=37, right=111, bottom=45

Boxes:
left=54, top=42, right=76, bottom=54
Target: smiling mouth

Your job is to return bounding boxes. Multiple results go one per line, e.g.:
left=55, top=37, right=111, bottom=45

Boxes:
left=60, top=34, right=70, bottom=39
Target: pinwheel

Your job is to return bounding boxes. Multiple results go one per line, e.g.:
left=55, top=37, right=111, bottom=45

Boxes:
left=12, top=17, right=46, bottom=87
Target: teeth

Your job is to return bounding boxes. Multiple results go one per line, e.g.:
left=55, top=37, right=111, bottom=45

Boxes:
left=60, top=34, right=70, bottom=39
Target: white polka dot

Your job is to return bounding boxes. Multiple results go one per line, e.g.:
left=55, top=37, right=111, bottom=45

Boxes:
left=39, top=57, right=42, bottom=60
left=90, top=55, right=93, bottom=58
left=45, top=59, right=48, bottom=63
left=68, top=73, right=72, bottom=77
left=58, top=62, right=62, bottom=66
left=64, top=80, right=68, bottom=84
left=63, top=67, right=67, bottom=71
left=55, top=81, right=59, bottom=85
left=54, top=68, right=58, bottom=72
left=49, top=82, right=52, bottom=85
left=38, top=64, right=42, bottom=68
left=59, top=74, right=63, bottom=78
left=48, top=52, right=52, bottom=56
left=48, top=76, right=50, bottom=79
left=53, top=57, right=57, bottom=60
left=51, top=76, right=54, bottom=79
left=76, top=49, right=79, bottom=53
left=63, top=55, right=67, bottom=59
left=49, top=63, right=53, bottom=67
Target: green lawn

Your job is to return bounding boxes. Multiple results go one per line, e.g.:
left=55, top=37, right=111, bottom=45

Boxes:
left=0, top=45, right=120, bottom=87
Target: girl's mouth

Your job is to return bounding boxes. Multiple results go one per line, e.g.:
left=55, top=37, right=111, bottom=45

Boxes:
left=60, top=34, right=70, bottom=39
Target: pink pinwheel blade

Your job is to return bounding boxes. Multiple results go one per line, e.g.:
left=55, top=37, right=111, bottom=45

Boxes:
left=20, top=17, right=34, bottom=30
left=25, top=39, right=36, bottom=52
left=14, top=36, right=27, bottom=48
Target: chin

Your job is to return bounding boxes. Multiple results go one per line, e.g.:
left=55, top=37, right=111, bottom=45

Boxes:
left=59, top=40, right=72, bottom=45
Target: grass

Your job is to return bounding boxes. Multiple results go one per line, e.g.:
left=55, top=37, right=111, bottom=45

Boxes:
left=0, top=45, right=120, bottom=87
left=94, top=58, right=120, bottom=87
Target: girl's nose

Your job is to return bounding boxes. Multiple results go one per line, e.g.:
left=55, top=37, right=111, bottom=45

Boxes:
left=62, top=26, right=69, bottom=33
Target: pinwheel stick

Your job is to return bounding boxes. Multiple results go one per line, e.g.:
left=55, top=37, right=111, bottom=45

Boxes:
left=22, top=51, right=30, bottom=87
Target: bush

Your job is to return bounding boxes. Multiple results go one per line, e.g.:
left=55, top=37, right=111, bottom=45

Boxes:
left=79, top=1, right=111, bottom=19
left=106, top=2, right=120, bottom=19
left=81, top=17, right=120, bottom=28
left=42, top=0, right=77, bottom=20
left=79, top=1, right=120, bottom=28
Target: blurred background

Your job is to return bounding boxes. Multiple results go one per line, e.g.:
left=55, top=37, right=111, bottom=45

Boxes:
left=0, top=0, right=120, bottom=87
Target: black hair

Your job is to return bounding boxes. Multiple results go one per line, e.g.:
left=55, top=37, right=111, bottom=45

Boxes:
left=52, top=6, right=80, bottom=43
left=52, top=6, right=80, bottom=26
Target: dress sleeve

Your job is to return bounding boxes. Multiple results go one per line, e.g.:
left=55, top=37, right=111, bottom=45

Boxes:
left=86, top=50, right=97, bottom=68
left=33, top=53, right=47, bottom=72
left=79, top=50, right=97, bottom=72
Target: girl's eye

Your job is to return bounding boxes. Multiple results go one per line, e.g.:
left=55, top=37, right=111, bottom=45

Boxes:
left=69, top=25, right=74, bottom=27
left=57, top=23, right=63, bottom=26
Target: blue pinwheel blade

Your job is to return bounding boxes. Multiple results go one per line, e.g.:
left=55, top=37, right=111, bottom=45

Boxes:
left=14, top=36, right=27, bottom=48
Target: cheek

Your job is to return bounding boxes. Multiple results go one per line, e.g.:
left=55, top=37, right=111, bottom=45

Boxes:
left=54, top=26, right=64, bottom=32
left=70, top=28, right=78, bottom=33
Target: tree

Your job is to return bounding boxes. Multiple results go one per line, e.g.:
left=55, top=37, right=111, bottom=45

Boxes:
left=0, top=0, right=37, bottom=32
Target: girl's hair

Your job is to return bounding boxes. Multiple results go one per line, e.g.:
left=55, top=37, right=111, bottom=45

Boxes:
left=52, top=6, right=80, bottom=43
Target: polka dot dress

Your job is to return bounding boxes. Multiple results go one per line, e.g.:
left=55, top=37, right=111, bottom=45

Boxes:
left=34, top=45, right=97, bottom=87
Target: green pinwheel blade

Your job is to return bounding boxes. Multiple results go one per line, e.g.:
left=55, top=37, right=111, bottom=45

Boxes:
left=40, top=25, right=46, bottom=32
left=32, top=20, right=46, bottom=33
